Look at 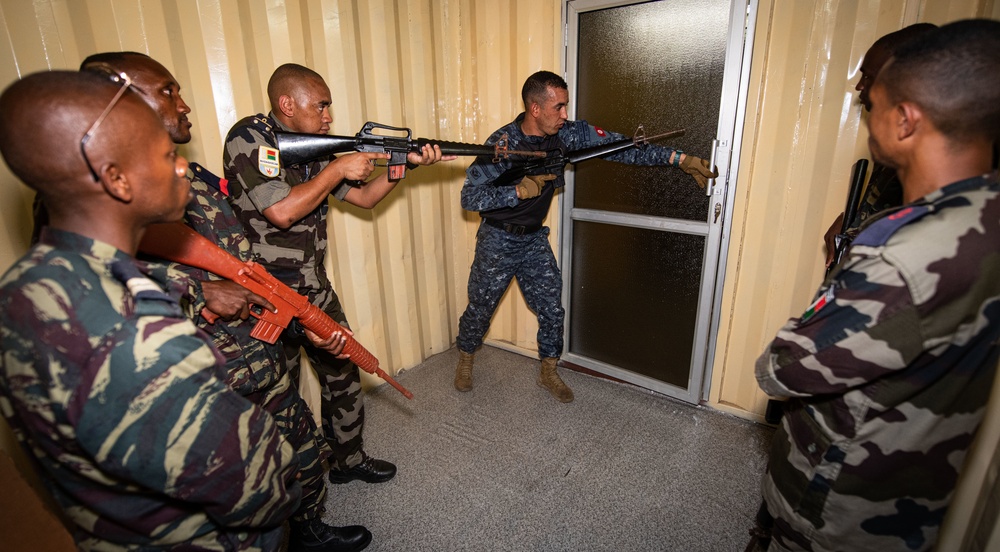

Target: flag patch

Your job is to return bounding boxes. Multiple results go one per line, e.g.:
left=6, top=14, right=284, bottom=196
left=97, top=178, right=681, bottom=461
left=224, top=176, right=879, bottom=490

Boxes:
left=801, top=285, right=836, bottom=323
left=258, top=146, right=280, bottom=177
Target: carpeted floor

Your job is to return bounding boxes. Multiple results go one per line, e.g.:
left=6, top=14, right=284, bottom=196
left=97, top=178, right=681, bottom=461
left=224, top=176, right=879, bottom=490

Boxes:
left=321, top=345, right=774, bottom=551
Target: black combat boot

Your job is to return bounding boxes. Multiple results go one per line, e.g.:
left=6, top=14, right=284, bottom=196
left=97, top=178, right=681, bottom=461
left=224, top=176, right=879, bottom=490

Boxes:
left=328, top=453, right=397, bottom=484
left=289, top=518, right=372, bottom=552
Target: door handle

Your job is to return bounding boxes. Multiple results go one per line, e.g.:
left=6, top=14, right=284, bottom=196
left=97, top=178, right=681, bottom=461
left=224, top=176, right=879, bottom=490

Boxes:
left=706, top=138, right=719, bottom=196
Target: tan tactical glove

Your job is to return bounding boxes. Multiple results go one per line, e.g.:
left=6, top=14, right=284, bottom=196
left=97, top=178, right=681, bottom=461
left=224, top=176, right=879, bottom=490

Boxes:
left=678, top=154, right=718, bottom=189
left=516, top=174, right=557, bottom=199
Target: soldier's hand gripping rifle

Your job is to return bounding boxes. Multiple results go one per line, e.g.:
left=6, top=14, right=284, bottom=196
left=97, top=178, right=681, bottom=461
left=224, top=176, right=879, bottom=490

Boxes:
left=139, top=222, right=414, bottom=400
left=490, top=126, right=686, bottom=187
left=275, top=121, right=546, bottom=180
left=827, top=158, right=870, bottom=275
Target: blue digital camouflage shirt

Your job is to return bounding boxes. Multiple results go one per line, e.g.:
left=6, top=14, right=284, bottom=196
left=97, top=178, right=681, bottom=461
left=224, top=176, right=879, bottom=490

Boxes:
left=461, top=113, right=678, bottom=222
left=0, top=228, right=302, bottom=550
left=756, top=175, right=1000, bottom=552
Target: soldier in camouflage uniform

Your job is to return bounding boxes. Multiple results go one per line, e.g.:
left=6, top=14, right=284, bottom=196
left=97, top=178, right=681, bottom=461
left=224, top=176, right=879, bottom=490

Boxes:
left=75, top=53, right=370, bottom=552
left=822, top=23, right=937, bottom=269
left=223, top=64, right=446, bottom=496
left=0, top=70, right=302, bottom=550
left=455, top=70, right=715, bottom=402
left=751, top=20, right=1000, bottom=552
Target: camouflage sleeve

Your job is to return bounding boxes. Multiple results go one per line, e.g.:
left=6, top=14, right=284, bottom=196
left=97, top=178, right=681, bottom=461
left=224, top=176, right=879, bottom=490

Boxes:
left=460, top=130, right=519, bottom=212
left=562, top=120, right=676, bottom=166
left=224, top=122, right=292, bottom=214
left=755, top=255, right=924, bottom=398
left=72, top=318, right=302, bottom=528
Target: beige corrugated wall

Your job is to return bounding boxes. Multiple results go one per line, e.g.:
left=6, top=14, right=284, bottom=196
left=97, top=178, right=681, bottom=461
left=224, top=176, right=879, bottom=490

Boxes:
left=1, top=0, right=999, bottom=547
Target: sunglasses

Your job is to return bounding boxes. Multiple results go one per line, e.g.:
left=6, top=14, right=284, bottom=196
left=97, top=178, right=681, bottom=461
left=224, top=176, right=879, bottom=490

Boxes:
left=79, top=67, right=133, bottom=182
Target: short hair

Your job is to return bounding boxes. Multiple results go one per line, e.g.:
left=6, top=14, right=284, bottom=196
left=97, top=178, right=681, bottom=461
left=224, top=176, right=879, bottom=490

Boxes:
left=871, top=23, right=937, bottom=56
left=79, top=51, right=149, bottom=72
left=0, top=71, right=135, bottom=190
left=521, top=70, right=567, bottom=110
left=878, top=19, right=1000, bottom=143
left=267, top=63, right=325, bottom=106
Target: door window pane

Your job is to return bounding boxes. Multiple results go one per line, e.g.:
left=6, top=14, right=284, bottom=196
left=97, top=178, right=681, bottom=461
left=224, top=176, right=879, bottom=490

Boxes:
left=574, top=0, right=728, bottom=220
left=569, top=220, right=705, bottom=388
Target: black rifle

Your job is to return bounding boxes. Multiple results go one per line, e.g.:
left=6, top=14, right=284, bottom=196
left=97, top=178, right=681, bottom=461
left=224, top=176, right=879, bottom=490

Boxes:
left=828, top=158, right=870, bottom=274
left=275, top=121, right=545, bottom=180
left=489, top=126, right=685, bottom=187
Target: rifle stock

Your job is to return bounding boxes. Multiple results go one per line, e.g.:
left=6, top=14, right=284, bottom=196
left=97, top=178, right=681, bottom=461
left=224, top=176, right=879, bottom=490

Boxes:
left=139, top=222, right=413, bottom=400
left=828, top=158, right=869, bottom=274
left=276, top=121, right=545, bottom=180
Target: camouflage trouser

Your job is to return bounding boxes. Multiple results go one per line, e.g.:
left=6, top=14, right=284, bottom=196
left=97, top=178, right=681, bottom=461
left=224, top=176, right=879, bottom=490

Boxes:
left=244, top=370, right=331, bottom=522
left=744, top=501, right=815, bottom=552
left=286, top=285, right=366, bottom=470
left=457, top=223, right=565, bottom=359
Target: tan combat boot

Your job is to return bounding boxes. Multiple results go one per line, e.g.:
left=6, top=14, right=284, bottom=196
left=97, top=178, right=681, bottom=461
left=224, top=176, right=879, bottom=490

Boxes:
left=538, top=357, right=574, bottom=403
left=455, top=350, right=474, bottom=391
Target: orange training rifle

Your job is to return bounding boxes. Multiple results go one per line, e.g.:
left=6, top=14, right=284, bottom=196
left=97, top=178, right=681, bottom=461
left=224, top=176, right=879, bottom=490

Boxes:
left=140, top=222, right=413, bottom=400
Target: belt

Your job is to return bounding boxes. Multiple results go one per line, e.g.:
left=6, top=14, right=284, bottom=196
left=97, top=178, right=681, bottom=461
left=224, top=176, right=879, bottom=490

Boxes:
left=483, top=218, right=542, bottom=236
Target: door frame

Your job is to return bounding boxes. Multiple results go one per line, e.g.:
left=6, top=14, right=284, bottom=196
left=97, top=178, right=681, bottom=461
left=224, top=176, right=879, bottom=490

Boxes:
left=559, top=0, right=758, bottom=403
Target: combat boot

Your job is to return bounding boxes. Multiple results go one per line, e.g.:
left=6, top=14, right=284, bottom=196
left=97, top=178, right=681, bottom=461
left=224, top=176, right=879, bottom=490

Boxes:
left=288, top=517, right=372, bottom=552
left=538, top=357, right=574, bottom=403
left=455, top=350, right=474, bottom=391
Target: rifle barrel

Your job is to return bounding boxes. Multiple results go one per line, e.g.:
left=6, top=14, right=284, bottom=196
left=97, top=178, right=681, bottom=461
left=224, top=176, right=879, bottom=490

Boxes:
left=567, top=127, right=685, bottom=165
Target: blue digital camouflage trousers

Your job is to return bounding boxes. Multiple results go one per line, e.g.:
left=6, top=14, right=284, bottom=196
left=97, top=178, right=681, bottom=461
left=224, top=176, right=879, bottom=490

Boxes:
left=458, top=223, right=565, bottom=359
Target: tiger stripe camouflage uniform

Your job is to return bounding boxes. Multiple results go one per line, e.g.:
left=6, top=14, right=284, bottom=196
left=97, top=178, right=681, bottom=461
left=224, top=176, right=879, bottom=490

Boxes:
left=223, top=113, right=366, bottom=470
left=160, top=162, right=332, bottom=522
left=0, top=228, right=302, bottom=551
left=755, top=174, right=1000, bottom=551
left=458, top=115, right=680, bottom=359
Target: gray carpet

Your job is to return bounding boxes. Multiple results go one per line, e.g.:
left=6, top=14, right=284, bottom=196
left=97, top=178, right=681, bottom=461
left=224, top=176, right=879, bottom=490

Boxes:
left=322, top=345, right=774, bottom=551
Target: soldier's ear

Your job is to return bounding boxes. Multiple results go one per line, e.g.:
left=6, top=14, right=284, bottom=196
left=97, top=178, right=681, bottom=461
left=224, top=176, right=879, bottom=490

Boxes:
left=896, top=102, right=922, bottom=141
left=100, top=164, right=133, bottom=203
left=277, top=94, right=295, bottom=118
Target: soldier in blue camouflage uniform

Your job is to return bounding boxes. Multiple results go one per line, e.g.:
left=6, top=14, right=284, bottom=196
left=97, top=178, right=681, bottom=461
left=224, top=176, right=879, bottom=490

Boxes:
left=751, top=20, right=1000, bottom=552
left=822, top=24, right=937, bottom=269
left=455, top=70, right=716, bottom=402
left=75, top=53, right=370, bottom=552
left=0, top=70, right=303, bottom=550
left=223, top=64, right=447, bottom=499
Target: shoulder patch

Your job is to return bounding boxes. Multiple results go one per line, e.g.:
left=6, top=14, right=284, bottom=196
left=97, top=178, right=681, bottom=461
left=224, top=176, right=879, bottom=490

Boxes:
left=189, top=162, right=230, bottom=196
left=110, top=260, right=174, bottom=305
left=258, top=146, right=280, bottom=177
left=250, top=113, right=273, bottom=133
left=852, top=205, right=931, bottom=247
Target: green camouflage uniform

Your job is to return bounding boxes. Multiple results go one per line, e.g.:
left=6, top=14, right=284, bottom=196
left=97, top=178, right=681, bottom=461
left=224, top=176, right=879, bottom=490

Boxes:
left=223, top=113, right=366, bottom=469
left=0, top=228, right=302, bottom=550
left=158, top=163, right=332, bottom=522
left=756, top=175, right=1000, bottom=551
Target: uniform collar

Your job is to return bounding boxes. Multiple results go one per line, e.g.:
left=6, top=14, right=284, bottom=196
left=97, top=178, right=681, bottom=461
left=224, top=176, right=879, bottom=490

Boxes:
left=37, top=227, right=130, bottom=264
